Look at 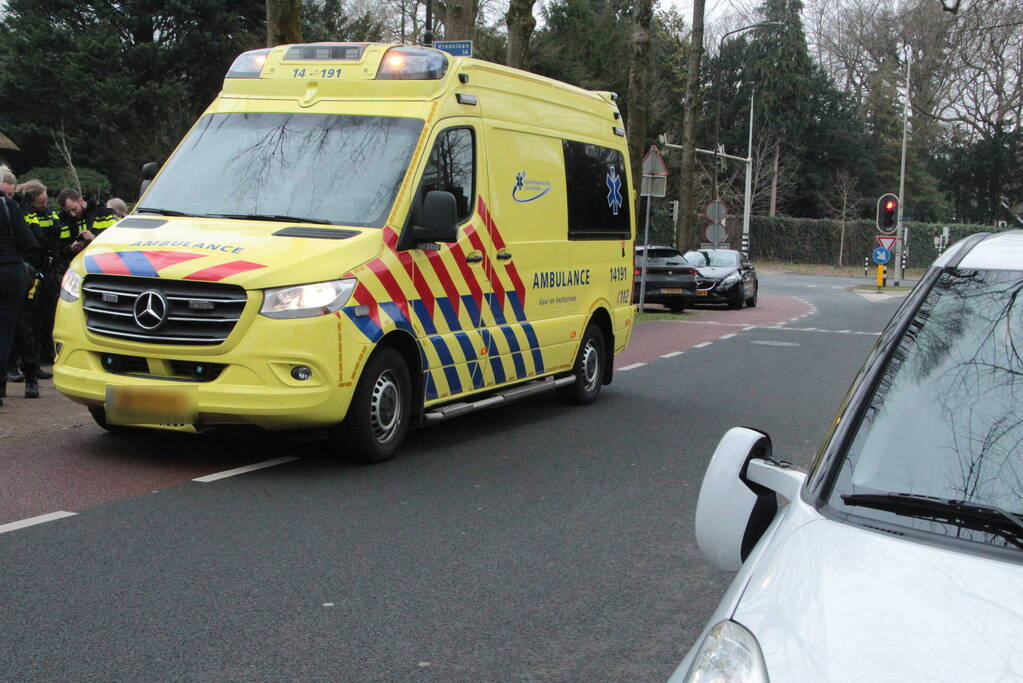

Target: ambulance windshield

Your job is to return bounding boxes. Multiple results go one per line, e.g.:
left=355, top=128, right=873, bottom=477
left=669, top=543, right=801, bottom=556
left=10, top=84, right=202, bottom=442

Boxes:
left=138, top=112, right=424, bottom=228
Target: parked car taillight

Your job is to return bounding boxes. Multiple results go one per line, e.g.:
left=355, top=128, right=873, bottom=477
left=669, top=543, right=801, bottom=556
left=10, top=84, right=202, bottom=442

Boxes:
left=634, top=267, right=643, bottom=276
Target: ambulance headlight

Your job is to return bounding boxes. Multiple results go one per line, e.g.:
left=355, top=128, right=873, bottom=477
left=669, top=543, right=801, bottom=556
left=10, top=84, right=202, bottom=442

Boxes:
left=260, top=278, right=357, bottom=319
left=60, top=269, right=83, bottom=302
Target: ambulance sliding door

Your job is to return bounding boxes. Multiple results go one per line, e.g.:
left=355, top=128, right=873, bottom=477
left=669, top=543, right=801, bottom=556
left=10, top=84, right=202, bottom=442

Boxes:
left=480, top=124, right=579, bottom=380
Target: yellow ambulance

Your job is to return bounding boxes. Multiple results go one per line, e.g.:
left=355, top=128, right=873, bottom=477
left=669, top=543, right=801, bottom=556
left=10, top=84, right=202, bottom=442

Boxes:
left=53, top=43, right=636, bottom=461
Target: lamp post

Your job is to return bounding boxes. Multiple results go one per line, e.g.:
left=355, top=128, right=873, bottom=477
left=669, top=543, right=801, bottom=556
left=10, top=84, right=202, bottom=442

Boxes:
left=712, top=21, right=784, bottom=203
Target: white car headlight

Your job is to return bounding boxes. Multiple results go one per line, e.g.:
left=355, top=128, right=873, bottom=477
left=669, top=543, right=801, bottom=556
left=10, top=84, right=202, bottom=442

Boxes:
left=60, top=269, right=83, bottom=302
left=683, top=620, right=769, bottom=683
left=260, top=278, right=357, bottom=319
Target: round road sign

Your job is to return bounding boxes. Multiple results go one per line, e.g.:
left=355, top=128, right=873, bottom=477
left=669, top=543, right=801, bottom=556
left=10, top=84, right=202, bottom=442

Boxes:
left=872, top=246, right=891, bottom=265
left=705, top=222, right=728, bottom=244
left=705, top=200, right=728, bottom=223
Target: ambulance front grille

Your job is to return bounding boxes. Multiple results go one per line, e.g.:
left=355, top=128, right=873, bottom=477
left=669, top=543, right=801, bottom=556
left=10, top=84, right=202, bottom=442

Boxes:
left=82, top=275, right=247, bottom=345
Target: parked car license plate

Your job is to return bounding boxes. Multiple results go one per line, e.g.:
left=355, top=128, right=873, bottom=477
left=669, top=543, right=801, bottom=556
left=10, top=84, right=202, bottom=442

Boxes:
left=697, top=290, right=709, bottom=296
left=105, top=385, right=197, bottom=425
left=661, top=288, right=684, bottom=294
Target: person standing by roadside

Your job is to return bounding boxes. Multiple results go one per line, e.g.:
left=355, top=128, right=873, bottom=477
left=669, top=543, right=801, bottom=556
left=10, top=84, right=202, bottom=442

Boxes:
left=0, top=168, right=36, bottom=406
left=20, top=179, right=59, bottom=379
left=106, top=197, right=129, bottom=220
left=57, top=188, right=117, bottom=256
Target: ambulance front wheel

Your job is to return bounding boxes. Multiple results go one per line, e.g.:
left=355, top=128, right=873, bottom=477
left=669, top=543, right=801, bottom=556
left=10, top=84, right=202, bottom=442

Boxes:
left=558, top=323, right=605, bottom=405
left=336, top=347, right=411, bottom=464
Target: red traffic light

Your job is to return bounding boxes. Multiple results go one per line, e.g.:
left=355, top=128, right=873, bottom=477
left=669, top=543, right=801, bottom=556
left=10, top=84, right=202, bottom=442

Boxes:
left=885, top=200, right=896, bottom=211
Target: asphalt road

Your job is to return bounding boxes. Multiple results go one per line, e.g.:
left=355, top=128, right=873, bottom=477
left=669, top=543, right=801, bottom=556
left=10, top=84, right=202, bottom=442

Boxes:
left=0, top=272, right=905, bottom=682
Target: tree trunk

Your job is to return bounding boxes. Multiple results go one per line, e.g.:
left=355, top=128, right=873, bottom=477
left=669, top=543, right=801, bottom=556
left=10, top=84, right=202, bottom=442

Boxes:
left=677, top=0, right=706, bottom=252
left=267, top=0, right=302, bottom=46
left=505, top=0, right=537, bottom=69
left=626, top=0, right=654, bottom=214
left=838, top=194, right=846, bottom=267
left=768, top=141, right=779, bottom=217
left=445, top=0, right=476, bottom=41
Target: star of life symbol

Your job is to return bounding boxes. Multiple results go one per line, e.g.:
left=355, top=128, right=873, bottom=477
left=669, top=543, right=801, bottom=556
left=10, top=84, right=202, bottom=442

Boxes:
left=515, top=171, right=525, bottom=191
left=606, top=166, right=623, bottom=216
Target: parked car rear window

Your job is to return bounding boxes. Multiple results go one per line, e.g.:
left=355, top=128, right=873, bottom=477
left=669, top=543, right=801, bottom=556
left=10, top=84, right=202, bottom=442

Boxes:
left=828, top=269, right=1023, bottom=550
left=637, top=248, right=683, bottom=260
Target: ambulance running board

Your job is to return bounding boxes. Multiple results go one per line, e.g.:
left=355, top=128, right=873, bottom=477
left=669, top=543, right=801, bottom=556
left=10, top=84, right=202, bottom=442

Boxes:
left=422, top=376, right=576, bottom=424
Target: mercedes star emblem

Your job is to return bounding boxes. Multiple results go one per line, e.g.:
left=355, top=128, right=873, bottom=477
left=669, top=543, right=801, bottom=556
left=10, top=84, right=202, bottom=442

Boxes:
left=133, top=290, right=168, bottom=330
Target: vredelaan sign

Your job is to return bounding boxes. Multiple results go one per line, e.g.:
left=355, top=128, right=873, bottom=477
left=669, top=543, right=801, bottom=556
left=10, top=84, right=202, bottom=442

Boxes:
left=433, top=41, right=473, bottom=57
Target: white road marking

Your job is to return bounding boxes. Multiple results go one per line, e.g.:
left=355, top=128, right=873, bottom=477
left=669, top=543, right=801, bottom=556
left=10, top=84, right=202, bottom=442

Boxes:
left=0, top=511, right=76, bottom=535
left=751, top=340, right=800, bottom=347
left=660, top=351, right=684, bottom=358
left=618, top=363, right=647, bottom=371
left=193, top=457, right=300, bottom=483
left=693, top=342, right=712, bottom=348
left=719, top=333, right=736, bottom=339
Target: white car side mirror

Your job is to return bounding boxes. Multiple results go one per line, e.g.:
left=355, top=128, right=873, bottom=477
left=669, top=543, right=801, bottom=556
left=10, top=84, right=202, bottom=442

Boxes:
left=695, top=427, right=787, bottom=571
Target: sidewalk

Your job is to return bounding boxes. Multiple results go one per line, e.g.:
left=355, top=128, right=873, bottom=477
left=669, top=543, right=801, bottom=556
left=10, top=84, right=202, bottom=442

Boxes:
left=0, top=376, right=93, bottom=441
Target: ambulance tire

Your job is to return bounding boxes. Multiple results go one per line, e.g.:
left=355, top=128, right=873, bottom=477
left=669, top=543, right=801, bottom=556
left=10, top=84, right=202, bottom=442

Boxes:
left=338, top=347, right=411, bottom=464
left=558, top=323, right=605, bottom=405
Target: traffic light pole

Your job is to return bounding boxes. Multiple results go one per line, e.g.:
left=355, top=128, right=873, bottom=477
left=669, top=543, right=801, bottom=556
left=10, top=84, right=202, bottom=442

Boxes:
left=894, top=50, right=911, bottom=286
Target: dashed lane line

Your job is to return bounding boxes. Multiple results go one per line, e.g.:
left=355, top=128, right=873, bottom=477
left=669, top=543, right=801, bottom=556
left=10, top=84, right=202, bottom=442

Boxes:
left=693, top=342, right=712, bottom=348
left=618, top=362, right=647, bottom=372
left=719, top=333, right=736, bottom=340
left=661, top=351, right=684, bottom=358
left=0, top=511, right=77, bottom=535
left=193, top=457, right=300, bottom=483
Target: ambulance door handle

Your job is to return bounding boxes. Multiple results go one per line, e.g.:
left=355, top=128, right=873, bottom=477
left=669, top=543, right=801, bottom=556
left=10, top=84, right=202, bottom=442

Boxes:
left=465, top=252, right=484, bottom=264
left=496, top=250, right=513, bottom=261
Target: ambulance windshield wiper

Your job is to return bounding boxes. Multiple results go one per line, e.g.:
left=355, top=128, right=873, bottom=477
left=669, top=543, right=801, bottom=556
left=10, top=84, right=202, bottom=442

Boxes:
left=207, top=213, right=332, bottom=225
left=136, top=207, right=189, bottom=216
left=841, top=492, right=1023, bottom=551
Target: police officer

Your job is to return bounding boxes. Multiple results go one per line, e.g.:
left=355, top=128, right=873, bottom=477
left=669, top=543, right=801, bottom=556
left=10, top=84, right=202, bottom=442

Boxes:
left=0, top=168, right=36, bottom=406
left=21, top=180, right=62, bottom=369
left=56, top=188, right=117, bottom=257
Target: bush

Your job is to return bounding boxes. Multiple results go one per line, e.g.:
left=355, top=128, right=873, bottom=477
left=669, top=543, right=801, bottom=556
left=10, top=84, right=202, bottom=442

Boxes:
left=745, top=215, right=996, bottom=269
left=20, top=166, right=112, bottom=200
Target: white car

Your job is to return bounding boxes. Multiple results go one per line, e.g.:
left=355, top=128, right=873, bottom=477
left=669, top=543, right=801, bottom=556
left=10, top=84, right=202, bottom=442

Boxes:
left=670, top=230, right=1023, bottom=682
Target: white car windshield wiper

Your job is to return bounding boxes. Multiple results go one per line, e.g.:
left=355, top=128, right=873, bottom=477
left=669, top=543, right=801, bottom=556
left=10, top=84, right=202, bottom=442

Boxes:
left=842, top=492, right=1023, bottom=551
left=206, top=213, right=332, bottom=225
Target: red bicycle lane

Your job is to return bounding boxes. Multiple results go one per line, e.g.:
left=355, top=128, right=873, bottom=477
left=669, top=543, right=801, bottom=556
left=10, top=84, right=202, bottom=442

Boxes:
left=615, top=294, right=814, bottom=367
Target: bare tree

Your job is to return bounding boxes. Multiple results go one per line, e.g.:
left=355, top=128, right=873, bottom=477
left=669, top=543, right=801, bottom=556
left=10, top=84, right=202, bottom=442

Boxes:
left=821, top=170, right=862, bottom=266
left=677, top=0, right=707, bottom=252
left=267, top=0, right=302, bottom=45
left=506, top=0, right=536, bottom=69
left=626, top=0, right=655, bottom=201
left=51, top=125, right=81, bottom=194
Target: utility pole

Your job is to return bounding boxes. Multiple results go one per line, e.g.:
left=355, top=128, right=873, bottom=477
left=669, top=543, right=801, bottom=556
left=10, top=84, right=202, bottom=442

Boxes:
left=894, top=49, right=911, bottom=285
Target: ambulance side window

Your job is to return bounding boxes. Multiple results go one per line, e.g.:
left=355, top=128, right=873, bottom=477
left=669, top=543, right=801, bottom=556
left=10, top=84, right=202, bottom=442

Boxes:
left=421, top=127, right=475, bottom=223
left=562, top=140, right=631, bottom=240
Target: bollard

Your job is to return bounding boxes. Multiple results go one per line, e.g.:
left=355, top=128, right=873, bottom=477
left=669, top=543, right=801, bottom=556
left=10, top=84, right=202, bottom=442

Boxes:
left=876, top=264, right=885, bottom=289
left=864, top=257, right=869, bottom=278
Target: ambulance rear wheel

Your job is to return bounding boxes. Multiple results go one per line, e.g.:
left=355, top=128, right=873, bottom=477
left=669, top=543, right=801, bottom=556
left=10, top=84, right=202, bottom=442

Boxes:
left=338, top=348, right=411, bottom=464
left=558, top=323, right=605, bottom=405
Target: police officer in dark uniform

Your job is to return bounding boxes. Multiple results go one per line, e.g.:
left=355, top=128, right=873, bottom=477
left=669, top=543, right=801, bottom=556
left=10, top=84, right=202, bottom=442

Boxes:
left=56, top=188, right=117, bottom=257
left=21, top=180, right=62, bottom=369
left=0, top=168, right=35, bottom=406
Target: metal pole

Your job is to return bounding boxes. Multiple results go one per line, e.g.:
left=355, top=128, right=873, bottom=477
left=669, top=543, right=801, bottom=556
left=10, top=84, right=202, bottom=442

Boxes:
left=742, top=88, right=754, bottom=255
left=894, top=49, right=910, bottom=285
left=639, top=192, right=652, bottom=310
left=424, top=0, right=434, bottom=44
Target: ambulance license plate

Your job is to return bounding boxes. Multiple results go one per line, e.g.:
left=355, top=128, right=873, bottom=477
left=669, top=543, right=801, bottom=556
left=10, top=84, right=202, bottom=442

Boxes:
left=697, top=290, right=709, bottom=296
left=106, top=385, right=197, bottom=425
left=661, top=288, right=683, bottom=294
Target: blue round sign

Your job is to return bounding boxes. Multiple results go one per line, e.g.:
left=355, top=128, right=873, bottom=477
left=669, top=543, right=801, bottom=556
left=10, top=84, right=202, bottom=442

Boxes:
left=872, top=247, right=891, bottom=265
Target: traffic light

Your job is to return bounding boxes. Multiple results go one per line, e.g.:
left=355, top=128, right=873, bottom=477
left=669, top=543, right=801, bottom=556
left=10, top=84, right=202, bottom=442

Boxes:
left=877, top=193, right=899, bottom=231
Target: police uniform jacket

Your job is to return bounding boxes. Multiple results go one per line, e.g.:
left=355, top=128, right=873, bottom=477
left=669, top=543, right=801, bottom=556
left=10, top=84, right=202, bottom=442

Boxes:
left=55, top=197, right=117, bottom=263
left=0, top=195, right=34, bottom=265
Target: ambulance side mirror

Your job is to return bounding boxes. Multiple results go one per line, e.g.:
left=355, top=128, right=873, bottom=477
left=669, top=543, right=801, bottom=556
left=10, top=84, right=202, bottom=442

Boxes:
left=411, top=191, right=459, bottom=244
left=139, top=162, right=159, bottom=200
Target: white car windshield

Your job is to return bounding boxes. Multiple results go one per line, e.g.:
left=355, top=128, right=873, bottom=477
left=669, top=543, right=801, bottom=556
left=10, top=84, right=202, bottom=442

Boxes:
left=138, top=112, right=424, bottom=228
left=829, top=269, right=1023, bottom=550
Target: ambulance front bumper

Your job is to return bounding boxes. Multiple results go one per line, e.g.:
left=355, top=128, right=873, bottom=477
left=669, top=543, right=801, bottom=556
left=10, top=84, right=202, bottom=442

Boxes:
left=53, top=304, right=372, bottom=430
